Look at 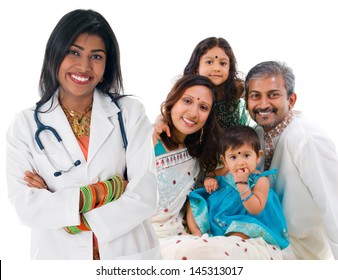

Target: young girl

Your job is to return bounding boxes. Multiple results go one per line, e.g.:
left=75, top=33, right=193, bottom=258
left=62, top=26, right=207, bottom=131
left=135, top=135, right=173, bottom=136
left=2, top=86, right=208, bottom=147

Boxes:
left=183, top=37, right=248, bottom=130
left=151, top=74, right=222, bottom=241
left=186, top=125, right=290, bottom=251
left=6, top=9, right=160, bottom=260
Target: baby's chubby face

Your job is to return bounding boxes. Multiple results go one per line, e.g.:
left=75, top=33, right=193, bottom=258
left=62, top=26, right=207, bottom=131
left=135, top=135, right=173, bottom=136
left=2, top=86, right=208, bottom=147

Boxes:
left=223, top=143, right=262, bottom=175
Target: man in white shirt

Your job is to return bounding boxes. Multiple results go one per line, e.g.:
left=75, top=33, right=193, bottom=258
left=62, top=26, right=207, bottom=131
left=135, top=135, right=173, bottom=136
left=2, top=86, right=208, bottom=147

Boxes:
left=245, top=61, right=338, bottom=259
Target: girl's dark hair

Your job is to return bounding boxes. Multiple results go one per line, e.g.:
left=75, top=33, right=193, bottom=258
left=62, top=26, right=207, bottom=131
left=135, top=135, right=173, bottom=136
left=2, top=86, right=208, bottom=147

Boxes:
left=160, top=75, right=222, bottom=171
left=37, top=9, right=123, bottom=108
left=183, top=37, right=243, bottom=101
left=221, top=125, right=261, bottom=156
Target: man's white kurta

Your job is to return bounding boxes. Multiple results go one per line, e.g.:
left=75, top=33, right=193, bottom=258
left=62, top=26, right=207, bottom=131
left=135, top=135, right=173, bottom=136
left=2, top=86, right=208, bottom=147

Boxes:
left=256, top=111, right=338, bottom=259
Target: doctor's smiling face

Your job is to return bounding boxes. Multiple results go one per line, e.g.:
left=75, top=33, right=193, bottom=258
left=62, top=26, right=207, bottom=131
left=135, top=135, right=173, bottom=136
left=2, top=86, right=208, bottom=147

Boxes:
left=58, top=33, right=107, bottom=101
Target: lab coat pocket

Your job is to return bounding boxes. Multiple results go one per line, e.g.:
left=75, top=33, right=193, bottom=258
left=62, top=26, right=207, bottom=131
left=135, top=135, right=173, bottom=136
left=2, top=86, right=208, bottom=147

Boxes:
left=113, top=221, right=161, bottom=260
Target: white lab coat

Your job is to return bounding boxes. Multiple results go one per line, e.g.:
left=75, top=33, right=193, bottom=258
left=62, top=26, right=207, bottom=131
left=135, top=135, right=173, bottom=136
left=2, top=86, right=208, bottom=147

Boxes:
left=6, top=89, right=161, bottom=260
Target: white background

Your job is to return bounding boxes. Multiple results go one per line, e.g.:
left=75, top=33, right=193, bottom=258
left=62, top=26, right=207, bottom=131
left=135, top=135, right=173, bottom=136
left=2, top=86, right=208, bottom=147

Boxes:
left=0, top=0, right=337, bottom=275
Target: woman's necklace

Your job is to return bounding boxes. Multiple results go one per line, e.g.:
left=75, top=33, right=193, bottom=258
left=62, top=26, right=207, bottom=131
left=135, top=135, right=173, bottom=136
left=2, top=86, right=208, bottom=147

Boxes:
left=60, top=103, right=92, bottom=138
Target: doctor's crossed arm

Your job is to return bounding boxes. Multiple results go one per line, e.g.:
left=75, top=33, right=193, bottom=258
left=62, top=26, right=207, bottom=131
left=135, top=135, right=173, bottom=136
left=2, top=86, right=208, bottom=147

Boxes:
left=24, top=170, right=128, bottom=202
left=24, top=170, right=128, bottom=233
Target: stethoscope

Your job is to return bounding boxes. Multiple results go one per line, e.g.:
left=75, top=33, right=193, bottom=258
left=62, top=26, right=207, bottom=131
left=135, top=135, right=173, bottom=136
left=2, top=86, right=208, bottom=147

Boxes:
left=34, top=93, right=127, bottom=177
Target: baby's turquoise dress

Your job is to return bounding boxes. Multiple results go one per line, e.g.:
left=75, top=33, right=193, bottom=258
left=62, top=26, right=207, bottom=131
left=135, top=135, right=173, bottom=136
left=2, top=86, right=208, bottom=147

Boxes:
left=189, top=169, right=290, bottom=249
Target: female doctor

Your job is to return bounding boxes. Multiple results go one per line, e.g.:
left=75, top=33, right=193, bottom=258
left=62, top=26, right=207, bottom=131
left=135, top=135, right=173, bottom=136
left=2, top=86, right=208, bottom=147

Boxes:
left=6, top=9, right=160, bottom=260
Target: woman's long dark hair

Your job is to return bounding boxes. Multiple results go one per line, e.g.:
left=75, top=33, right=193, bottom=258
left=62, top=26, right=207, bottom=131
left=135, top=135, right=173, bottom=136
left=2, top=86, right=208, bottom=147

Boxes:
left=160, top=75, right=222, bottom=172
left=37, top=9, right=123, bottom=109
